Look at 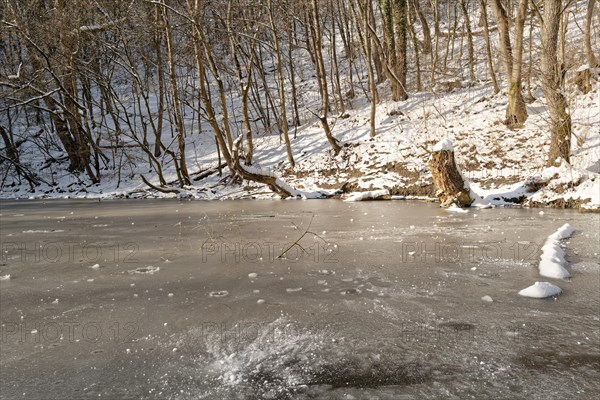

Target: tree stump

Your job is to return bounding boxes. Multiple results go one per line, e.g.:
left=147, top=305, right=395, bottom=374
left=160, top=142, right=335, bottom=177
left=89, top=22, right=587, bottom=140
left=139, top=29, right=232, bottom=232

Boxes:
left=428, top=140, right=473, bottom=207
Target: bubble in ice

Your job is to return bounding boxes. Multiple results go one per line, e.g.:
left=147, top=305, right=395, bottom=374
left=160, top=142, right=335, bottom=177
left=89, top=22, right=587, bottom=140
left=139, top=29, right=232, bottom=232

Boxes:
left=286, top=287, right=303, bottom=293
left=209, top=290, right=229, bottom=298
left=248, top=273, right=258, bottom=279
left=128, top=266, right=160, bottom=275
left=317, top=269, right=335, bottom=276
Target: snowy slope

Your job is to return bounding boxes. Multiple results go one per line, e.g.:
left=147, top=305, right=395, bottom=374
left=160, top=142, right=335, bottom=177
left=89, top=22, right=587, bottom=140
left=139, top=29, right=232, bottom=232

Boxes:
left=1, top=1, right=598, bottom=208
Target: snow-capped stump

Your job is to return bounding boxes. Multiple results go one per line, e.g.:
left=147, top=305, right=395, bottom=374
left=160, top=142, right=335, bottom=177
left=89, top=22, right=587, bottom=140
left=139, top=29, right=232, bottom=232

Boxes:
left=428, top=139, right=473, bottom=207
left=518, top=282, right=562, bottom=299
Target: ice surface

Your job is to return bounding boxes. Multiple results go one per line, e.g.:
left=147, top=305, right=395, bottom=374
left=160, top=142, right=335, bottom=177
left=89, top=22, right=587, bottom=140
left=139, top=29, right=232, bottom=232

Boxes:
left=1, top=200, right=598, bottom=399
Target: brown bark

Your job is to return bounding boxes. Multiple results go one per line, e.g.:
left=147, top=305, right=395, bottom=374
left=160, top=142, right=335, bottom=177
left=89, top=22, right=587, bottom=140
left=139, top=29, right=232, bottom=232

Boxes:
left=491, top=0, right=528, bottom=127
left=459, top=0, right=476, bottom=82
left=392, top=0, right=409, bottom=101
left=161, top=4, right=190, bottom=186
left=480, top=0, right=500, bottom=94
left=540, top=0, right=572, bottom=166
left=311, top=0, right=342, bottom=154
left=585, top=0, right=599, bottom=68
left=267, top=0, right=295, bottom=168
left=429, top=149, right=473, bottom=207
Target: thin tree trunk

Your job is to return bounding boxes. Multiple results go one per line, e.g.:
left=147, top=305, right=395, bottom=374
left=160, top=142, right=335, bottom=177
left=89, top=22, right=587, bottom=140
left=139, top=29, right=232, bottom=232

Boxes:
left=161, top=4, right=190, bottom=186
left=491, top=0, right=528, bottom=126
left=392, top=0, right=409, bottom=100
left=154, top=4, right=165, bottom=157
left=480, top=0, right=499, bottom=93
left=585, top=0, right=599, bottom=67
left=268, top=0, right=295, bottom=168
left=540, top=0, right=572, bottom=166
left=311, top=0, right=342, bottom=154
left=459, top=0, right=476, bottom=82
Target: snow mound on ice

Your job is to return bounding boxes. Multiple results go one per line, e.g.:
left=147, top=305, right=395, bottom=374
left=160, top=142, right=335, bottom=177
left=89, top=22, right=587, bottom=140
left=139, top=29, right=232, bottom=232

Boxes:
left=519, top=282, right=562, bottom=298
left=539, top=223, right=574, bottom=279
left=344, top=189, right=390, bottom=202
left=549, top=223, right=574, bottom=240
left=446, top=205, right=469, bottom=213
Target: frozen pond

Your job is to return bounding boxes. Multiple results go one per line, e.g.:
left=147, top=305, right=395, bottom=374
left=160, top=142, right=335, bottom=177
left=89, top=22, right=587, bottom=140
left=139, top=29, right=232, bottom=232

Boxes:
left=0, top=200, right=599, bottom=399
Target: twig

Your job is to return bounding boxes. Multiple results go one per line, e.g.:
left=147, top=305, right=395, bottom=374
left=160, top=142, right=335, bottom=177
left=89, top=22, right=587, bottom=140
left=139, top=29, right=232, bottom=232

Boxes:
left=277, top=213, right=328, bottom=259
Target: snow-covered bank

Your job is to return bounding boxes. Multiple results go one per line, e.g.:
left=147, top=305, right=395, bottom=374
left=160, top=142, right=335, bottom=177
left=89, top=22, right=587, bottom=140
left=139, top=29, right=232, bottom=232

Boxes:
left=3, top=76, right=598, bottom=207
left=1, top=1, right=598, bottom=209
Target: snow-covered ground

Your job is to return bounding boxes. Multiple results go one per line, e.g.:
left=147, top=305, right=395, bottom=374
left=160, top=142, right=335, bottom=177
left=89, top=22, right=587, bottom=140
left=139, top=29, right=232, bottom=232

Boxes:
left=4, top=79, right=597, bottom=208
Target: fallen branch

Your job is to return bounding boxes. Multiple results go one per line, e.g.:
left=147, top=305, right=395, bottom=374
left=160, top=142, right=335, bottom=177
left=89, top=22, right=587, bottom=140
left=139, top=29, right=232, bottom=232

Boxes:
left=231, top=137, right=329, bottom=199
left=140, top=174, right=180, bottom=194
left=192, top=162, right=228, bottom=181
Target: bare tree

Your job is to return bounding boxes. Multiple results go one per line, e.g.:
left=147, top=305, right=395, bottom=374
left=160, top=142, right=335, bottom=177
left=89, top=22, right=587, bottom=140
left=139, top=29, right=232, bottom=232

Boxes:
left=309, top=0, right=342, bottom=154
left=491, top=0, right=528, bottom=127
left=585, top=0, right=599, bottom=67
left=540, top=0, right=572, bottom=165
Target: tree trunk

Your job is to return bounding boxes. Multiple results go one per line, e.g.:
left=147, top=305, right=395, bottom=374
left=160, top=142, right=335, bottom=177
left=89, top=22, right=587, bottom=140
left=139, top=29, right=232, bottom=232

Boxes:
left=459, top=0, right=476, bottom=82
left=392, top=0, right=409, bottom=100
left=480, top=0, right=499, bottom=93
left=268, top=0, right=295, bottom=168
left=540, top=0, right=571, bottom=166
left=411, top=0, right=431, bottom=54
left=491, top=0, right=528, bottom=127
left=154, top=4, right=165, bottom=157
left=311, top=0, right=342, bottom=155
left=585, top=0, right=599, bottom=68
left=161, top=4, right=190, bottom=186
left=429, top=144, right=473, bottom=207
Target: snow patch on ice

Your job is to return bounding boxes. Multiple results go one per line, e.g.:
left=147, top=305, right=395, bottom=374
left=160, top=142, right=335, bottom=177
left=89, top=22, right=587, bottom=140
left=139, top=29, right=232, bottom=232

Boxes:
left=0, top=275, right=11, bottom=281
left=519, top=282, right=562, bottom=299
left=539, top=223, right=574, bottom=279
left=344, top=189, right=390, bottom=202
left=446, top=205, right=469, bottom=213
